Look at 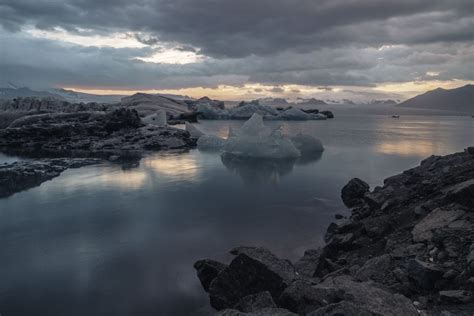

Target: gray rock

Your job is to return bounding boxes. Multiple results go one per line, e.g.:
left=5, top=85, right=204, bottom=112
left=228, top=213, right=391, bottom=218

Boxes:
left=439, top=290, right=473, bottom=303
left=234, top=291, right=276, bottom=312
left=327, top=233, right=355, bottom=251
left=216, top=308, right=297, bottom=316
left=208, top=247, right=296, bottom=310
left=294, top=249, right=325, bottom=278
left=412, top=208, right=465, bottom=242
left=194, top=259, right=227, bottom=292
left=278, top=279, right=340, bottom=314
left=407, top=259, right=444, bottom=289
left=315, top=276, right=417, bottom=316
left=341, top=178, right=370, bottom=208
left=443, top=179, right=474, bottom=207
left=309, top=301, right=375, bottom=316
left=355, top=254, right=393, bottom=282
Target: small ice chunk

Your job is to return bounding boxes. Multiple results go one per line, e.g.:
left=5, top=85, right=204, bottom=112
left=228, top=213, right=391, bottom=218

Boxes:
left=197, top=134, right=227, bottom=151
left=185, top=122, right=205, bottom=138
left=223, top=113, right=300, bottom=159
left=290, top=133, right=324, bottom=155
left=278, top=107, right=310, bottom=120
left=228, top=125, right=240, bottom=138
left=142, top=110, right=167, bottom=126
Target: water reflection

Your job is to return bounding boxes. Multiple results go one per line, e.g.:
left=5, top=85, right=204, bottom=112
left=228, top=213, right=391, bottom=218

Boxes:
left=376, top=139, right=447, bottom=157
left=221, top=151, right=323, bottom=184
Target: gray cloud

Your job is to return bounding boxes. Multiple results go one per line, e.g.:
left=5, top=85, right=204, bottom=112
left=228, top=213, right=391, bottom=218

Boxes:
left=0, top=0, right=473, bottom=93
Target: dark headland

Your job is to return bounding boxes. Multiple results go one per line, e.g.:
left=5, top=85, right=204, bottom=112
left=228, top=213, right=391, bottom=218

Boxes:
left=194, top=147, right=474, bottom=315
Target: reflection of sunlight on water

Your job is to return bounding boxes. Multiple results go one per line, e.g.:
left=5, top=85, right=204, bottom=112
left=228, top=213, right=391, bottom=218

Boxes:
left=97, top=170, right=148, bottom=189
left=376, top=139, right=446, bottom=157
left=142, top=154, right=201, bottom=181
left=55, top=154, right=202, bottom=192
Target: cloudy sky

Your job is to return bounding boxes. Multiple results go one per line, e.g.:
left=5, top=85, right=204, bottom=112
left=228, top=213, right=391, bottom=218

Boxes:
left=1, top=0, right=473, bottom=101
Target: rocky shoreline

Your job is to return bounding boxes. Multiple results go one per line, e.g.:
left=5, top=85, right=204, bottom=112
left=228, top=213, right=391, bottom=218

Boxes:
left=194, top=148, right=474, bottom=315
left=0, top=107, right=198, bottom=198
left=0, top=158, right=102, bottom=198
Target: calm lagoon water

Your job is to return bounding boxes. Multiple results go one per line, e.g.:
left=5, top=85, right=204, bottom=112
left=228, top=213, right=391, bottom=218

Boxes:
left=0, top=115, right=473, bottom=315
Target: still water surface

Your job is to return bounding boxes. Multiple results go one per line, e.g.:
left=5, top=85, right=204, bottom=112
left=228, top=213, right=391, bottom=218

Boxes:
left=0, top=115, right=473, bottom=315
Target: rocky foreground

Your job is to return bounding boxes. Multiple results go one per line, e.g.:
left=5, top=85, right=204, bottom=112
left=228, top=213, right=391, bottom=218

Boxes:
left=194, top=148, right=474, bottom=315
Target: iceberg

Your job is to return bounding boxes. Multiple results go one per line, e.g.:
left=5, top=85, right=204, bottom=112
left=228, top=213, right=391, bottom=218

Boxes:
left=142, top=110, right=167, bottom=126
left=278, top=107, right=311, bottom=120
left=223, top=114, right=301, bottom=159
left=290, top=133, right=324, bottom=155
left=185, top=122, right=205, bottom=138
left=197, top=134, right=227, bottom=151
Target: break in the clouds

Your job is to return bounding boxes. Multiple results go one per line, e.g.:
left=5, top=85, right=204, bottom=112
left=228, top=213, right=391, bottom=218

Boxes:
left=1, top=0, right=473, bottom=99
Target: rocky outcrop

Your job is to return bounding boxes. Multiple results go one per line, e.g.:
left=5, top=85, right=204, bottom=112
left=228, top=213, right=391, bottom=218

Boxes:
left=0, top=108, right=196, bottom=158
left=0, top=158, right=101, bottom=198
left=195, top=148, right=474, bottom=315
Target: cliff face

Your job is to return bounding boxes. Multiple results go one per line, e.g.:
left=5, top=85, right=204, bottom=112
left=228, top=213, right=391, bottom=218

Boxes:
left=195, top=147, right=474, bottom=315
left=398, top=84, right=474, bottom=113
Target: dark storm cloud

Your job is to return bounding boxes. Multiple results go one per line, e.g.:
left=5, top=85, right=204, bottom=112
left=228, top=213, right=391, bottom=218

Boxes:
left=1, top=0, right=473, bottom=57
left=0, top=0, right=473, bottom=91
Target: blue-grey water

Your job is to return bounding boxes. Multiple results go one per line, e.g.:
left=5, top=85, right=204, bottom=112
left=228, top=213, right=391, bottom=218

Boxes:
left=0, top=115, right=473, bottom=316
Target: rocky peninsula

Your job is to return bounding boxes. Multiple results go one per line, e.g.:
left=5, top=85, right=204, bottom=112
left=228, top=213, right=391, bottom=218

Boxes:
left=194, top=148, right=474, bottom=315
left=0, top=108, right=197, bottom=197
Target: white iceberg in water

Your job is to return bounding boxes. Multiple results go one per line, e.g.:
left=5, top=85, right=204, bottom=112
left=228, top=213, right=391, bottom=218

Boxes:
left=223, top=114, right=301, bottom=159
left=290, top=133, right=324, bottom=155
left=197, top=134, right=227, bottom=151
left=142, top=110, right=167, bottom=126
left=185, top=122, right=205, bottom=138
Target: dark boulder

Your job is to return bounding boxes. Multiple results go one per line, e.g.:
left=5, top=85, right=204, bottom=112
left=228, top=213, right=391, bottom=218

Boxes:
left=278, top=279, right=341, bottom=314
left=439, top=290, right=473, bottom=303
left=406, top=259, right=444, bottom=290
left=208, top=247, right=296, bottom=310
left=341, top=178, right=370, bottom=208
left=216, top=308, right=297, bottom=316
left=234, top=291, right=276, bottom=312
left=194, top=259, right=227, bottom=292
left=309, top=301, right=375, bottom=316
left=294, top=249, right=325, bottom=278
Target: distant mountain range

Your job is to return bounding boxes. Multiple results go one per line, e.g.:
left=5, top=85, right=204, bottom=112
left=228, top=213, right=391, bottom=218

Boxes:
left=398, top=84, right=473, bottom=113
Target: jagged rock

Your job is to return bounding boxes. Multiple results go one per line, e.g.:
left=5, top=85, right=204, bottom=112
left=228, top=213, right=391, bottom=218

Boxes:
left=234, top=291, right=276, bottom=312
left=407, top=259, right=444, bottom=289
left=326, top=233, right=355, bottom=251
left=443, top=179, right=474, bottom=207
left=278, top=279, right=340, bottom=314
left=309, top=301, right=374, bottom=316
left=216, top=308, right=297, bottom=316
left=412, top=208, right=465, bottom=242
left=208, top=247, right=296, bottom=310
left=341, top=178, right=370, bottom=208
left=315, top=276, right=417, bottom=316
left=0, top=158, right=101, bottom=198
left=194, top=259, right=227, bottom=292
left=439, top=290, right=473, bottom=303
left=294, top=249, right=325, bottom=278
left=355, top=254, right=392, bottom=282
